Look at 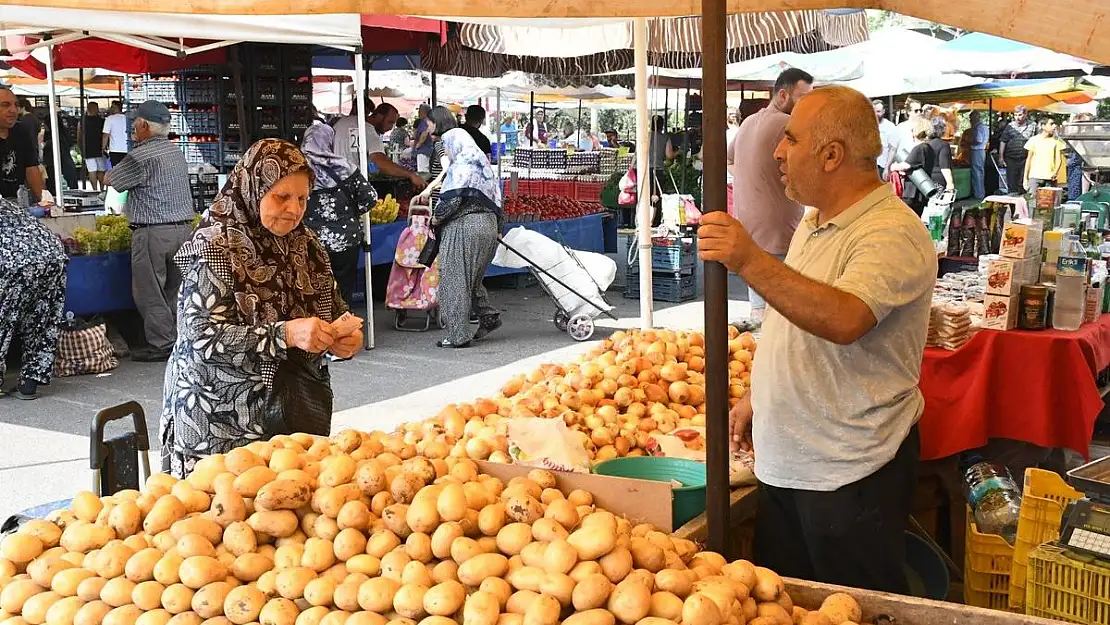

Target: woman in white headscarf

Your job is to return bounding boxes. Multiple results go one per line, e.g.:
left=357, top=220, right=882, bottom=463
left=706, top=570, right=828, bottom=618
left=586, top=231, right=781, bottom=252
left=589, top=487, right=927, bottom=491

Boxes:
left=417, top=128, right=503, bottom=348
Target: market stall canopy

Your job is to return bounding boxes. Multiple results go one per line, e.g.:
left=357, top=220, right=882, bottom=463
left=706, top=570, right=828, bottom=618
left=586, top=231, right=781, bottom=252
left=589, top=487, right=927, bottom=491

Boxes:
left=922, top=76, right=1100, bottom=111
left=0, top=6, right=365, bottom=75
left=3, top=1, right=1110, bottom=68
left=933, top=32, right=1096, bottom=77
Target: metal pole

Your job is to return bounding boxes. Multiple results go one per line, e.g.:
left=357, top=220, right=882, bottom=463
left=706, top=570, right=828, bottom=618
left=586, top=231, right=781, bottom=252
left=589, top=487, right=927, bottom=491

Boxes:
left=529, top=91, right=535, bottom=147
left=576, top=98, right=583, bottom=149
left=701, top=0, right=731, bottom=558
left=79, top=68, right=86, bottom=189
left=634, top=17, right=653, bottom=329
left=430, top=70, right=437, bottom=107
left=354, top=49, right=376, bottom=350
left=496, top=87, right=502, bottom=179
left=45, top=40, right=64, bottom=204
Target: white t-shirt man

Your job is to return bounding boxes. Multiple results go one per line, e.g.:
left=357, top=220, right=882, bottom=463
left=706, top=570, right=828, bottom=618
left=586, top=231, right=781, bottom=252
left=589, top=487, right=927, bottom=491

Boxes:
left=877, top=117, right=899, bottom=172
left=103, top=113, right=129, bottom=154
left=331, top=115, right=385, bottom=172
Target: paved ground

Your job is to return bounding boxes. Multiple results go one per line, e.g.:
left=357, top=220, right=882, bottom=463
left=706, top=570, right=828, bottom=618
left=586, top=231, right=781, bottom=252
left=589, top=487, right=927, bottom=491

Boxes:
left=0, top=275, right=752, bottom=520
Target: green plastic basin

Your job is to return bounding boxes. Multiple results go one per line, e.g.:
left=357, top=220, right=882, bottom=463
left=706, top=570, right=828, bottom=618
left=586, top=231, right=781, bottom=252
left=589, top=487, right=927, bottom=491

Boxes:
left=592, top=456, right=707, bottom=528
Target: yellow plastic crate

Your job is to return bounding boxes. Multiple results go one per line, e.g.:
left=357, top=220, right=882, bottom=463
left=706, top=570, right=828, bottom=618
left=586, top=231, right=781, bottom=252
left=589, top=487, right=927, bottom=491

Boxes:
left=965, top=508, right=1016, bottom=612
left=1026, top=543, right=1110, bottom=624
left=1009, top=469, right=1084, bottom=610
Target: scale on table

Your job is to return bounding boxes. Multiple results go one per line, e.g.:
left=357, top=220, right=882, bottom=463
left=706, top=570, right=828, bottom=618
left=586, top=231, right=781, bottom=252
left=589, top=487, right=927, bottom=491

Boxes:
left=1061, top=456, right=1110, bottom=561
left=1060, top=121, right=1110, bottom=231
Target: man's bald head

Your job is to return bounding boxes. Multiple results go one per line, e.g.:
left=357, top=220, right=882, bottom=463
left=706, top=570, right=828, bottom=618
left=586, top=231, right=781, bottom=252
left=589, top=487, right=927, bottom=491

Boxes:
left=800, top=86, right=882, bottom=171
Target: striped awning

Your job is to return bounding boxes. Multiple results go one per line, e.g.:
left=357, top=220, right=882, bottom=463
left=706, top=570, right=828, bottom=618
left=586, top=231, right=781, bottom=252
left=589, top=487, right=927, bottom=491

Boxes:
left=422, top=10, right=868, bottom=78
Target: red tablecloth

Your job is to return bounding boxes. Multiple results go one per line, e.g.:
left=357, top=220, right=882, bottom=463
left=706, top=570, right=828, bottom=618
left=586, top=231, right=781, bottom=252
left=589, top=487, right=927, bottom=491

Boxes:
left=919, top=314, right=1110, bottom=461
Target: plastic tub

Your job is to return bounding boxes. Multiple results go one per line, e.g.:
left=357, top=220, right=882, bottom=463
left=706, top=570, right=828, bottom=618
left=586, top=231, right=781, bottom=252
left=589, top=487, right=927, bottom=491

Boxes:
left=592, top=457, right=706, bottom=528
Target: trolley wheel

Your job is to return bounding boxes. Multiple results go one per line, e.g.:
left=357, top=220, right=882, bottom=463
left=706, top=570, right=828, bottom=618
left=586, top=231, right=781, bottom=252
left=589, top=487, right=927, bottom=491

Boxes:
left=393, top=310, right=408, bottom=330
left=553, top=311, right=569, bottom=332
left=567, top=314, right=595, bottom=342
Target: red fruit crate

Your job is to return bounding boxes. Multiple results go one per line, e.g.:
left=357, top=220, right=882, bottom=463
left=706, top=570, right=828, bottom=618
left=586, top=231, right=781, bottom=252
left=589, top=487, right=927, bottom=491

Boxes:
left=574, top=182, right=604, bottom=203
left=517, top=180, right=544, bottom=196
left=543, top=180, right=575, bottom=198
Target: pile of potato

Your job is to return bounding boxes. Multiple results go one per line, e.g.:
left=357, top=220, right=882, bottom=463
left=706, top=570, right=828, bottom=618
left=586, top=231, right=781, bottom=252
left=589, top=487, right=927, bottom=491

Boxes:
left=414, top=328, right=757, bottom=464
left=0, top=431, right=861, bottom=625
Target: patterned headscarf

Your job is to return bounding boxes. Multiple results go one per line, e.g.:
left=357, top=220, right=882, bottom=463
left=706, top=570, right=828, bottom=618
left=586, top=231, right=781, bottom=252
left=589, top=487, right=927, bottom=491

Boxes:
left=301, top=122, right=355, bottom=190
left=439, top=128, right=502, bottom=216
left=176, top=139, right=340, bottom=325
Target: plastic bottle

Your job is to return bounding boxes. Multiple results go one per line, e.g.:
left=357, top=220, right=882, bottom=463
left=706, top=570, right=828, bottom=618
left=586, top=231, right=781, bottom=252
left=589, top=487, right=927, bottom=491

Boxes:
left=1054, top=234, right=1088, bottom=331
left=963, top=460, right=1022, bottom=544
left=16, top=185, right=30, bottom=209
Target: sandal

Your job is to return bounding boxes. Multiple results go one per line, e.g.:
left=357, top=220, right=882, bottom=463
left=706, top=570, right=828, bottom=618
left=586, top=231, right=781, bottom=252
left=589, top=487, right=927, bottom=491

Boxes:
left=436, top=339, right=471, bottom=349
left=474, top=316, right=503, bottom=340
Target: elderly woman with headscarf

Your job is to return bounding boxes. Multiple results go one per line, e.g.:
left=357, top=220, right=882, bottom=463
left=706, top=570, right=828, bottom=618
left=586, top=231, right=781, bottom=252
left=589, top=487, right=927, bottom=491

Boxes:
left=0, top=198, right=67, bottom=400
left=414, top=128, right=503, bottom=348
left=160, top=139, right=363, bottom=477
left=301, top=121, right=377, bottom=308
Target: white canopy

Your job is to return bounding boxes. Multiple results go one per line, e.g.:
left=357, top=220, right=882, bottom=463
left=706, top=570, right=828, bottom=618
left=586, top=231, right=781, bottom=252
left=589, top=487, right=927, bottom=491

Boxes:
left=0, top=6, right=364, bottom=54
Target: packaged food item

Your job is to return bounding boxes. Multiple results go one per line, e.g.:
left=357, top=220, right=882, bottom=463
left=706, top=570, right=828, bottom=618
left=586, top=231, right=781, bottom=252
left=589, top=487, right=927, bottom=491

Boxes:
left=983, top=256, right=1041, bottom=296
left=1000, top=219, right=1044, bottom=259
left=1018, top=284, right=1048, bottom=330
left=982, top=293, right=1020, bottom=330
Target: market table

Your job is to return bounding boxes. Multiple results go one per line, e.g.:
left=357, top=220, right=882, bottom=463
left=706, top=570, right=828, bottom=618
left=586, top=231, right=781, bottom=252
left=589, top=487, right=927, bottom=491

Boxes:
left=918, top=314, right=1110, bottom=462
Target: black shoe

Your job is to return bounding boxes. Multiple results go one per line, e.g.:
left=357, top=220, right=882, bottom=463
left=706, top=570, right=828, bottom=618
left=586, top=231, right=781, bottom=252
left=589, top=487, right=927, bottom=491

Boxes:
left=469, top=313, right=480, bottom=324
left=13, top=380, right=38, bottom=401
left=473, top=316, right=503, bottom=340
left=436, top=338, right=471, bottom=348
left=132, top=347, right=171, bottom=362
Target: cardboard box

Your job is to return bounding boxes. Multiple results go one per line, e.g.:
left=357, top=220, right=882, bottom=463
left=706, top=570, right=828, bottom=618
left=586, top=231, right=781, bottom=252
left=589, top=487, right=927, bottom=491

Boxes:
left=475, top=460, right=676, bottom=531
left=984, top=256, right=1042, bottom=296
left=982, top=293, right=1020, bottom=330
left=1001, top=219, right=1044, bottom=260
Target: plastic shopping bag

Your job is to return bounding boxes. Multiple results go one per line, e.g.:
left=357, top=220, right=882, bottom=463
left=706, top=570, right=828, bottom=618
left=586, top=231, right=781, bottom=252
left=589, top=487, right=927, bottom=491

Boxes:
left=505, top=418, right=591, bottom=473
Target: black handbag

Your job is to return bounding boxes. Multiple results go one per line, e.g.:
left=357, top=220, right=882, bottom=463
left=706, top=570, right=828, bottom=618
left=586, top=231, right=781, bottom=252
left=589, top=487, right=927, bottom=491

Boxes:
left=266, top=350, right=333, bottom=437
left=418, top=229, right=440, bottom=266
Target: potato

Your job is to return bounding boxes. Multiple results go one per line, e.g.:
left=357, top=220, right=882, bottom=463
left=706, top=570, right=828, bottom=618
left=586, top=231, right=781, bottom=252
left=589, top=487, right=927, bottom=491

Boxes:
left=160, top=586, right=194, bottom=615
left=72, top=494, right=104, bottom=524
left=503, top=497, right=542, bottom=526
left=380, top=552, right=410, bottom=582
left=135, top=611, right=172, bottom=625
left=653, top=571, right=692, bottom=599
left=187, top=583, right=229, bottom=620
left=403, top=535, right=433, bottom=565
left=60, top=525, right=114, bottom=554
left=343, top=556, right=379, bottom=579
left=19, top=522, right=62, bottom=551
left=542, top=501, right=578, bottom=532
left=567, top=527, right=616, bottom=561
left=568, top=562, right=601, bottom=584
left=28, top=557, right=73, bottom=590
left=427, top=525, right=461, bottom=563
left=302, top=578, right=336, bottom=608
left=380, top=507, right=411, bottom=539
left=248, top=512, right=299, bottom=539
left=365, top=532, right=400, bottom=560
left=598, top=548, right=633, bottom=584
left=608, top=580, right=650, bottom=624
left=719, top=562, right=756, bottom=590
left=477, top=580, right=511, bottom=610
left=98, top=578, right=135, bottom=609
left=817, top=594, right=860, bottom=625
left=44, top=596, right=84, bottom=625
left=165, top=612, right=202, bottom=625
left=391, top=585, right=428, bottom=620
left=629, top=539, right=665, bottom=573
left=52, top=570, right=96, bottom=599
left=274, top=569, right=315, bottom=601
left=798, top=613, right=831, bottom=625
left=130, top=582, right=164, bottom=612
left=400, top=563, right=432, bottom=589
left=301, top=539, right=336, bottom=574
left=571, top=575, right=611, bottom=611
left=255, top=480, right=312, bottom=512
left=154, top=555, right=184, bottom=587
left=320, top=456, right=357, bottom=488
left=178, top=558, right=227, bottom=591
left=258, top=598, right=299, bottom=625
left=208, top=492, right=247, bottom=528
left=73, top=602, right=112, bottom=625
left=529, top=521, right=566, bottom=544
left=76, top=579, right=108, bottom=604
left=537, top=575, right=573, bottom=609
left=476, top=505, right=506, bottom=538
left=495, top=525, right=532, bottom=557
left=232, top=467, right=277, bottom=499
left=457, top=554, right=509, bottom=587
left=22, top=591, right=61, bottom=625
left=223, top=586, right=266, bottom=625
left=504, top=591, right=537, bottom=616
left=103, top=504, right=141, bottom=540
left=505, top=567, right=544, bottom=594
left=404, top=502, right=439, bottom=537
left=177, top=536, right=216, bottom=561
left=421, top=582, right=464, bottom=618
left=560, top=610, right=614, bottom=625
left=144, top=497, right=187, bottom=536
left=171, top=520, right=223, bottom=548
left=294, top=607, right=328, bottom=625
left=680, top=594, right=721, bottom=625
left=356, top=578, right=399, bottom=614
left=648, top=593, right=683, bottom=621
left=434, top=485, right=467, bottom=524
left=751, top=568, right=783, bottom=603
left=521, top=594, right=559, bottom=625
left=335, top=503, right=371, bottom=533
left=461, top=591, right=498, bottom=625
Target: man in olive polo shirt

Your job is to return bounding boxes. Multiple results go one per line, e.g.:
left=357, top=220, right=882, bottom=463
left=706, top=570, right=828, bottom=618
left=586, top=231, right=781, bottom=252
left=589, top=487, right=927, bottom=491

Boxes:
left=699, top=85, right=937, bottom=593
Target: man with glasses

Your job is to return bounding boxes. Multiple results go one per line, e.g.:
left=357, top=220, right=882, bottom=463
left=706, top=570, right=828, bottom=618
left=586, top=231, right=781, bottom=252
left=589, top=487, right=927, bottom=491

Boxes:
left=999, top=105, right=1036, bottom=194
left=894, top=98, right=923, bottom=158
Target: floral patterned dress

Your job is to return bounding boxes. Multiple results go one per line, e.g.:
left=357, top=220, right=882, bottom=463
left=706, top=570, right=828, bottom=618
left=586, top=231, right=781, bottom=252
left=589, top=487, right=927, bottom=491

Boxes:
left=159, top=244, right=346, bottom=477
left=0, top=199, right=68, bottom=387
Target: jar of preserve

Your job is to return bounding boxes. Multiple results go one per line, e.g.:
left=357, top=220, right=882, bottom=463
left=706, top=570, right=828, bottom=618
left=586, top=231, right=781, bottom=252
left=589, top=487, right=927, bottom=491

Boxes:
left=1019, top=284, right=1048, bottom=330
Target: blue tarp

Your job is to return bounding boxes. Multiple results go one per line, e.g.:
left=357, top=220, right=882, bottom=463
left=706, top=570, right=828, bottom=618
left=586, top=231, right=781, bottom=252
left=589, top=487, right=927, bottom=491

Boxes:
left=939, top=33, right=1037, bottom=54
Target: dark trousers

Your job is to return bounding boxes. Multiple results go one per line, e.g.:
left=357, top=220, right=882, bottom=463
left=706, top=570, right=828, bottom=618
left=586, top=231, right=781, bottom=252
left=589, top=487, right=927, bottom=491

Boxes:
left=1005, top=156, right=1027, bottom=194
left=131, top=224, right=192, bottom=351
left=109, top=152, right=127, bottom=167
left=754, top=426, right=920, bottom=594
left=329, top=247, right=361, bottom=309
